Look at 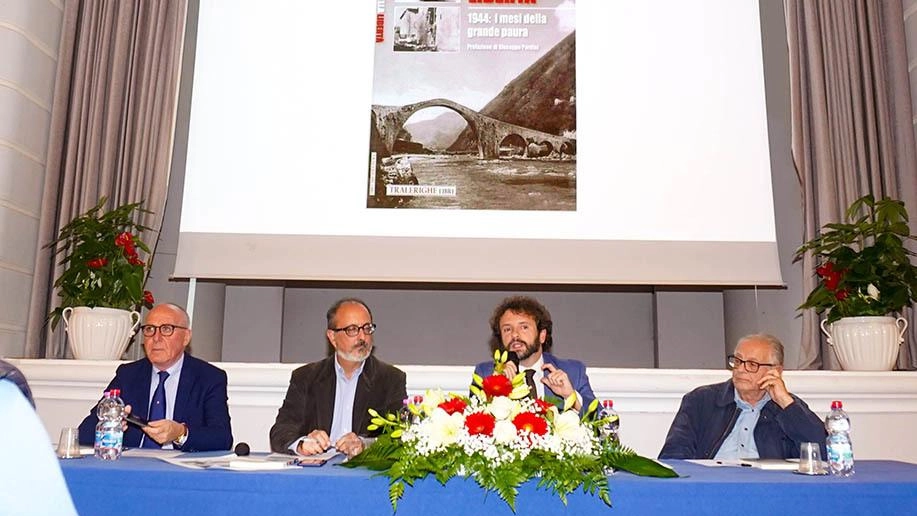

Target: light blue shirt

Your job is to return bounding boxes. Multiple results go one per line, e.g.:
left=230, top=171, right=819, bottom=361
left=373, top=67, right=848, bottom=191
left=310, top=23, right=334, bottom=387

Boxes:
left=141, top=353, right=184, bottom=448
left=289, top=356, right=366, bottom=454
left=329, top=357, right=365, bottom=443
left=714, top=390, right=771, bottom=460
left=0, top=380, right=78, bottom=515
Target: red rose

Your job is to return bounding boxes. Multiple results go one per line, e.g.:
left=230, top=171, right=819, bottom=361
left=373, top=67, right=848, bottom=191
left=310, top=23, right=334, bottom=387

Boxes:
left=143, top=290, right=154, bottom=305
left=437, top=397, right=467, bottom=415
left=512, top=412, right=548, bottom=436
left=114, top=232, right=133, bottom=248
left=482, top=375, right=513, bottom=398
left=835, top=289, right=849, bottom=301
left=815, top=262, right=835, bottom=277
left=128, top=255, right=145, bottom=266
left=533, top=398, right=554, bottom=414
left=464, top=412, right=496, bottom=436
left=86, top=257, right=108, bottom=269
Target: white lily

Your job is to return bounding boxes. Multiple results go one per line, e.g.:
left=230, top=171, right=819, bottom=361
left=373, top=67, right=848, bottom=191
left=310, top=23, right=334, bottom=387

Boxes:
left=425, top=408, right=465, bottom=448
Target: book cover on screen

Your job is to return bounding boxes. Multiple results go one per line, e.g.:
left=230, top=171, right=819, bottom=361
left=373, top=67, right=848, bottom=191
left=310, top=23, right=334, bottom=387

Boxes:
left=367, top=0, right=576, bottom=210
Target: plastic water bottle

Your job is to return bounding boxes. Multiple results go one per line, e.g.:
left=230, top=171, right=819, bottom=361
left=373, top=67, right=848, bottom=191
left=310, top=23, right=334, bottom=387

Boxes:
left=93, top=391, right=111, bottom=456
left=825, top=400, right=854, bottom=477
left=399, top=398, right=412, bottom=426
left=597, top=399, right=620, bottom=448
left=94, top=389, right=124, bottom=460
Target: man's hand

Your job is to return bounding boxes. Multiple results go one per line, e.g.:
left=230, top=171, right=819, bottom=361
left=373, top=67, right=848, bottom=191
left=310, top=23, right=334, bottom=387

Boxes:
left=297, top=429, right=331, bottom=455
left=143, top=419, right=186, bottom=445
left=335, top=432, right=364, bottom=458
left=541, top=364, right=574, bottom=398
left=758, top=369, right=794, bottom=409
left=502, top=361, right=518, bottom=380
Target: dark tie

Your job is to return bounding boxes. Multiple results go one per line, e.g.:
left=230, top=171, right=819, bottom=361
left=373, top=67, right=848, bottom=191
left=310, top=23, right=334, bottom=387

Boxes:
left=524, top=369, right=538, bottom=400
left=142, top=370, right=169, bottom=448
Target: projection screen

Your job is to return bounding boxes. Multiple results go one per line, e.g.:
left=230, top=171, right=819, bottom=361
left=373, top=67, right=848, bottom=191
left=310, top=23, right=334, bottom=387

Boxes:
left=174, top=0, right=784, bottom=286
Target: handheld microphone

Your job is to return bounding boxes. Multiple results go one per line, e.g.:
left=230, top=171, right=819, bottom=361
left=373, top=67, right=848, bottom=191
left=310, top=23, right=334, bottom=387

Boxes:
left=506, top=350, right=520, bottom=368
left=234, top=442, right=250, bottom=456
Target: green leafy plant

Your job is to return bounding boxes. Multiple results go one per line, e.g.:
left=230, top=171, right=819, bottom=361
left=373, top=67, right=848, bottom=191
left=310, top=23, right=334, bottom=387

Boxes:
left=46, top=197, right=156, bottom=329
left=342, top=351, right=677, bottom=512
left=794, top=195, right=917, bottom=324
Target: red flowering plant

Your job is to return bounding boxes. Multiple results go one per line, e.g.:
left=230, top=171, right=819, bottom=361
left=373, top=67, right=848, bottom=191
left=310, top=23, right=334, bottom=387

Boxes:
left=794, top=195, right=917, bottom=324
left=344, top=350, right=675, bottom=512
left=46, top=197, right=156, bottom=329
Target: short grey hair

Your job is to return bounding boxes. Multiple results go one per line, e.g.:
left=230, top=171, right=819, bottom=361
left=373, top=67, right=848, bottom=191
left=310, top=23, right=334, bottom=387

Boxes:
left=736, top=333, right=784, bottom=365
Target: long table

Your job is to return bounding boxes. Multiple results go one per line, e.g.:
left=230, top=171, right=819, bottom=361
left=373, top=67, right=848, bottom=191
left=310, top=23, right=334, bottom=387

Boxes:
left=60, top=457, right=917, bottom=515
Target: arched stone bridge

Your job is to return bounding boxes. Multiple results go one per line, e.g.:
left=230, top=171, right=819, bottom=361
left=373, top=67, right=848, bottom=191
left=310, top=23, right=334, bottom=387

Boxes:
left=371, top=98, right=575, bottom=159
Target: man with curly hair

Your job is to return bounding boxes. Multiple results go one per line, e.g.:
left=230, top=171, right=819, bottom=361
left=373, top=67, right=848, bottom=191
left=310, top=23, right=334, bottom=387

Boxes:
left=473, top=296, right=596, bottom=412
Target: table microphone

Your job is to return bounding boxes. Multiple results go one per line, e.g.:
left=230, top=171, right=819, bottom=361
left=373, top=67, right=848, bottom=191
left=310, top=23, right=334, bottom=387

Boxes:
left=234, top=442, right=250, bottom=456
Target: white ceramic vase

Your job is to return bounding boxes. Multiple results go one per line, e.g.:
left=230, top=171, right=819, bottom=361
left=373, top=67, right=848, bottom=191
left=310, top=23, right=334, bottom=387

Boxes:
left=61, top=306, right=141, bottom=360
left=820, top=316, right=908, bottom=371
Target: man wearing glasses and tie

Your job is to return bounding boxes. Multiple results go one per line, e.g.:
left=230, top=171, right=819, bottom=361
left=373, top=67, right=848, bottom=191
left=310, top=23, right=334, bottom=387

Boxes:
left=78, top=303, right=233, bottom=451
left=270, top=298, right=406, bottom=458
left=659, top=334, right=825, bottom=460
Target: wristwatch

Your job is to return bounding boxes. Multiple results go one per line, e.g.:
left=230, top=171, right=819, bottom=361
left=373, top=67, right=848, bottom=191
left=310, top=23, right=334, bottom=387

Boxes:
left=173, top=423, right=189, bottom=448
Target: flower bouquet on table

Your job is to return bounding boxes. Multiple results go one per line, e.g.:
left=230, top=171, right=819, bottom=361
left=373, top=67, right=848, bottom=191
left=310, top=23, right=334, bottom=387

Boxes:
left=343, top=351, right=677, bottom=511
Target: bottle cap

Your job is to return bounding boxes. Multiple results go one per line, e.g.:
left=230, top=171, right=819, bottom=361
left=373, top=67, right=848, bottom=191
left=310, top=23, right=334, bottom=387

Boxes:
left=831, top=400, right=843, bottom=409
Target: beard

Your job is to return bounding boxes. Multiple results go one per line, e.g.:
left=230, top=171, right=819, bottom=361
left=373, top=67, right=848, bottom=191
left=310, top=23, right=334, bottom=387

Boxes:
left=337, top=340, right=372, bottom=363
left=505, top=338, right=540, bottom=362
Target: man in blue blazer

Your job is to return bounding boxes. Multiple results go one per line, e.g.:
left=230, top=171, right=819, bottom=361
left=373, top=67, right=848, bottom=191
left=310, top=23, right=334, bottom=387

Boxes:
left=474, top=296, right=596, bottom=413
left=78, top=303, right=232, bottom=451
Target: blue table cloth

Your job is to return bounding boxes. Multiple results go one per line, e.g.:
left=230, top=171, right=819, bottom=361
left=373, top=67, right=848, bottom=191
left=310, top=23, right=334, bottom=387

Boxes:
left=60, top=457, right=917, bottom=515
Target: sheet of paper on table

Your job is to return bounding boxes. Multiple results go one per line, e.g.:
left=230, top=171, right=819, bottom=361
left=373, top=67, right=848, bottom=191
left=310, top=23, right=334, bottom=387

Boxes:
left=122, top=448, right=183, bottom=459
left=157, top=450, right=342, bottom=471
left=686, top=459, right=799, bottom=470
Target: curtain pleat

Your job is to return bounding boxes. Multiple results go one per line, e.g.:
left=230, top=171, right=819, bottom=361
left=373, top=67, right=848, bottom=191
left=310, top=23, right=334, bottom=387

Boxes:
left=25, top=0, right=188, bottom=358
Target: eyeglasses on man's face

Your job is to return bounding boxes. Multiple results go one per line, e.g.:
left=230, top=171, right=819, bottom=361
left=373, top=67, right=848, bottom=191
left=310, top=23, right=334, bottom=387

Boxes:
left=140, top=324, right=188, bottom=338
left=331, top=323, right=376, bottom=337
left=727, top=354, right=775, bottom=373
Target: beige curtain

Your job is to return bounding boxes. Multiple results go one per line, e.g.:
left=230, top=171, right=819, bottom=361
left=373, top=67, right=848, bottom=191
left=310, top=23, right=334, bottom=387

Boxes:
left=25, top=0, right=189, bottom=358
left=787, top=0, right=917, bottom=369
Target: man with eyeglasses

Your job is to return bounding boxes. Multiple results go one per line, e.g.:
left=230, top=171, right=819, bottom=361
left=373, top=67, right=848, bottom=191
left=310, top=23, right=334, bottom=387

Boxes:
left=78, top=303, right=232, bottom=451
left=659, top=334, right=825, bottom=460
left=269, top=298, right=406, bottom=458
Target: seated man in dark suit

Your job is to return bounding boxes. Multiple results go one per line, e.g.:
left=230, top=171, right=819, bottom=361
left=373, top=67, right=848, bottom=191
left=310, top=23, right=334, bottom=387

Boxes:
left=78, top=303, right=233, bottom=451
left=474, top=296, right=596, bottom=412
left=659, top=334, right=826, bottom=460
left=270, top=298, right=407, bottom=458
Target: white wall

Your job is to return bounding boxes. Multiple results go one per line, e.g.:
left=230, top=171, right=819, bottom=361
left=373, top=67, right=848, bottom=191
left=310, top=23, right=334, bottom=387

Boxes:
left=13, top=358, right=917, bottom=463
left=0, top=0, right=63, bottom=358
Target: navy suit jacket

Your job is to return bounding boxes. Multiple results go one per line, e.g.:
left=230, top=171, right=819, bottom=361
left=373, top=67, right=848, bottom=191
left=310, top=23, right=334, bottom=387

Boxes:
left=78, top=354, right=233, bottom=451
left=473, top=352, right=597, bottom=413
left=658, top=380, right=827, bottom=460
